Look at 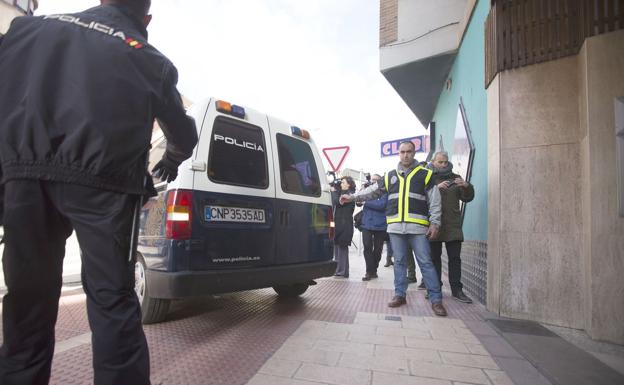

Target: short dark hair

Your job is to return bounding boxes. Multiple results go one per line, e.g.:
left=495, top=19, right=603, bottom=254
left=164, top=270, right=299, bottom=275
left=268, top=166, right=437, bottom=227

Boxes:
left=399, top=141, right=416, bottom=151
left=103, top=0, right=151, bottom=18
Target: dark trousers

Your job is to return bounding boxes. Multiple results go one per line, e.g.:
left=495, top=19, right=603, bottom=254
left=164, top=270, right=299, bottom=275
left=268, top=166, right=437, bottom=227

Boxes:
left=0, top=180, right=150, bottom=385
left=362, top=229, right=386, bottom=275
left=430, top=240, right=463, bottom=294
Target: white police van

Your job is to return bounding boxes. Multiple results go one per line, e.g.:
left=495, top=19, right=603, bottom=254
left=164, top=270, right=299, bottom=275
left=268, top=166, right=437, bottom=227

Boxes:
left=135, top=98, right=336, bottom=323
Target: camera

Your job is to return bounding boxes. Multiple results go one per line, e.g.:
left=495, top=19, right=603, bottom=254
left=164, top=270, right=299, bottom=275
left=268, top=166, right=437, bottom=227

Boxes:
left=327, top=171, right=343, bottom=189
left=330, top=178, right=343, bottom=189
left=362, top=173, right=373, bottom=188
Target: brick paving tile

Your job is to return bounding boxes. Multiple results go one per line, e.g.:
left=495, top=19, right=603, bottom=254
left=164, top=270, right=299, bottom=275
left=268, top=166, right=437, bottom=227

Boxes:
left=246, top=373, right=327, bottom=385
left=372, top=371, right=452, bottom=385
left=405, top=336, right=471, bottom=353
left=439, top=351, right=499, bottom=369
left=376, top=325, right=432, bottom=339
left=338, top=352, right=410, bottom=375
left=257, top=358, right=302, bottom=378
left=408, top=360, right=491, bottom=384
left=374, top=345, right=442, bottom=363
left=294, top=363, right=371, bottom=385
left=348, top=332, right=406, bottom=347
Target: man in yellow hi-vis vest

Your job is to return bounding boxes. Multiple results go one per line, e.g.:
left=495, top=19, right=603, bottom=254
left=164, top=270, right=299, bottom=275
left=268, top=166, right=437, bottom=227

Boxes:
left=340, top=141, right=447, bottom=316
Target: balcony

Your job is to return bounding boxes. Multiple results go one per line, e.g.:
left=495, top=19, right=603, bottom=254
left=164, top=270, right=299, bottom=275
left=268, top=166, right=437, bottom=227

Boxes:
left=380, top=0, right=472, bottom=127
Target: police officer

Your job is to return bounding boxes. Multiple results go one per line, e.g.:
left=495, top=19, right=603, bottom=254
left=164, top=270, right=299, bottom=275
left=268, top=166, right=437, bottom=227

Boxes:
left=340, top=141, right=448, bottom=316
left=0, top=1, right=198, bottom=384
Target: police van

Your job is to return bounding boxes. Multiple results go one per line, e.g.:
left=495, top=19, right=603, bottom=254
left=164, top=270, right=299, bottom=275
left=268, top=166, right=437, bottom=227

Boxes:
left=135, top=98, right=336, bottom=323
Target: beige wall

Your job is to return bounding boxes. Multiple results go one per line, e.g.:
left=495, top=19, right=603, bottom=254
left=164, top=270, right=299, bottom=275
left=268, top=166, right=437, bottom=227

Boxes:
left=488, top=29, right=624, bottom=344
left=580, top=29, right=624, bottom=344
left=487, top=75, right=501, bottom=312
left=497, top=56, right=584, bottom=329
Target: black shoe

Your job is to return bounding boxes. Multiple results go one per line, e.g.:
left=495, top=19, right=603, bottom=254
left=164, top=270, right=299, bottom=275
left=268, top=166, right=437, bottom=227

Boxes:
left=384, top=258, right=393, bottom=267
left=362, top=274, right=371, bottom=281
left=452, top=290, right=473, bottom=304
left=407, top=276, right=417, bottom=284
left=417, top=282, right=426, bottom=290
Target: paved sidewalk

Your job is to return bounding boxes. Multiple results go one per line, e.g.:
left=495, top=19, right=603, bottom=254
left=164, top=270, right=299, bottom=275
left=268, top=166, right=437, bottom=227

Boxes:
left=0, top=246, right=623, bottom=384
left=248, top=314, right=513, bottom=385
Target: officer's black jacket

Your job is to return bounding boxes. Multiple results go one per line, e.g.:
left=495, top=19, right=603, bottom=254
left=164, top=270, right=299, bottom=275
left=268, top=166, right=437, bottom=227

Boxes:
left=0, top=5, right=198, bottom=196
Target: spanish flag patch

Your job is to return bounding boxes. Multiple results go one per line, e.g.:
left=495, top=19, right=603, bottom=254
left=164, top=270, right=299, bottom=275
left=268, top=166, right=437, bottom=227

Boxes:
left=125, top=37, right=144, bottom=49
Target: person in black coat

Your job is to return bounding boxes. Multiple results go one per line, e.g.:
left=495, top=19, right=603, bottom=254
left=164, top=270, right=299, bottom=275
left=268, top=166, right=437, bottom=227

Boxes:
left=331, top=176, right=356, bottom=277
left=0, top=1, right=197, bottom=384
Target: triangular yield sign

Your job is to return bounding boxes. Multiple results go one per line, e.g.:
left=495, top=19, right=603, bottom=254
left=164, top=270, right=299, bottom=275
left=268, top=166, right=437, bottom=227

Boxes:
left=322, top=146, right=350, bottom=172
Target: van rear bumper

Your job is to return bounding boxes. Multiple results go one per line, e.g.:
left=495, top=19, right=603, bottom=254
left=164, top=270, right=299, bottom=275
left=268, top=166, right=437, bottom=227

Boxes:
left=146, top=260, right=337, bottom=299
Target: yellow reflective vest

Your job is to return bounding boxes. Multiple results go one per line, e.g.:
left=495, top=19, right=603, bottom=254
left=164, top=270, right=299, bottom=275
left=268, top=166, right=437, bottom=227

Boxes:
left=384, top=166, right=432, bottom=226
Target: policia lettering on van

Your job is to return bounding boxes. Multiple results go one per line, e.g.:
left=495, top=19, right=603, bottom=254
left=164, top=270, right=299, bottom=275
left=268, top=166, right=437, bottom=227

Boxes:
left=135, top=98, right=336, bottom=324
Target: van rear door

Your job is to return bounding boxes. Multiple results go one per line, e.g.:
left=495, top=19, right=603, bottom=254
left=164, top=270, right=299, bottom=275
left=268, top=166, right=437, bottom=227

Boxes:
left=189, top=100, right=276, bottom=269
left=267, top=117, right=333, bottom=265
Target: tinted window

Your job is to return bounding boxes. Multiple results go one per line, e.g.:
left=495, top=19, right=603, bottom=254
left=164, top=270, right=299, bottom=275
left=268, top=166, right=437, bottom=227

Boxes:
left=277, top=134, right=321, bottom=197
left=208, top=116, right=268, bottom=188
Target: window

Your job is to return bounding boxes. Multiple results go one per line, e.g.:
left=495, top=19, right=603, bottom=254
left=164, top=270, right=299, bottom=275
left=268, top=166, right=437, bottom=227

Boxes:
left=452, top=98, right=475, bottom=221
left=277, top=134, right=321, bottom=197
left=208, top=116, right=268, bottom=189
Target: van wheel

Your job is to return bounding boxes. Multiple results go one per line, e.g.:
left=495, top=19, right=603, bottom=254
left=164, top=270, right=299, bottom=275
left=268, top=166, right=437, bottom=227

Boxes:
left=273, top=283, right=309, bottom=297
left=134, top=255, right=170, bottom=324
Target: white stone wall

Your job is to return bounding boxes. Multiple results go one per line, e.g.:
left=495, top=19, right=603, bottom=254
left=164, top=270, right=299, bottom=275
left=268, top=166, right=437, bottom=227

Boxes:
left=488, top=29, right=624, bottom=344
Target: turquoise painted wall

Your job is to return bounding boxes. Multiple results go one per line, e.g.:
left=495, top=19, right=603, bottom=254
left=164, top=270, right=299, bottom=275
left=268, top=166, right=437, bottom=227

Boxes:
left=431, top=0, right=489, bottom=241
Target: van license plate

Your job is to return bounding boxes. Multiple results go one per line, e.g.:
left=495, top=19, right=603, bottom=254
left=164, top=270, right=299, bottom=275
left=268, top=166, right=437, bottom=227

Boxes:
left=204, top=206, right=265, bottom=223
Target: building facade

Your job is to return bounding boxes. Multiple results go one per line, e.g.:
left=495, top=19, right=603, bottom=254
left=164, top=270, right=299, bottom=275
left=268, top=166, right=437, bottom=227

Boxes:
left=380, top=0, right=624, bottom=344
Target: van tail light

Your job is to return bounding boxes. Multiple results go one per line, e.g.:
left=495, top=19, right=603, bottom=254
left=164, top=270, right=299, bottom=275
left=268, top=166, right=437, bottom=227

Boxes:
left=165, top=189, right=193, bottom=240
left=328, top=208, right=335, bottom=240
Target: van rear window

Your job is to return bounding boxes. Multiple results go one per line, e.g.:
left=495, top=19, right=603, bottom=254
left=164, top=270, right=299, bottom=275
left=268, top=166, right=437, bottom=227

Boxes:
left=208, top=116, right=268, bottom=189
left=277, top=134, right=321, bottom=197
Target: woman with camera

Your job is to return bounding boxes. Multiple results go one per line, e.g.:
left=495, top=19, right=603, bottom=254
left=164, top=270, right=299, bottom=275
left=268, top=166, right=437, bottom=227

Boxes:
left=331, top=176, right=356, bottom=278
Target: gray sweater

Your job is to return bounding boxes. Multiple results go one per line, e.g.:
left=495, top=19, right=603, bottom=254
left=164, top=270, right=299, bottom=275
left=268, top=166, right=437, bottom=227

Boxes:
left=351, top=161, right=441, bottom=235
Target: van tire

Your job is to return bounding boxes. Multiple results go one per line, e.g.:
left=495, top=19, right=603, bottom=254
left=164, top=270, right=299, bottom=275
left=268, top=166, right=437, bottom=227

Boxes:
left=135, top=254, right=170, bottom=324
left=273, top=283, right=309, bottom=297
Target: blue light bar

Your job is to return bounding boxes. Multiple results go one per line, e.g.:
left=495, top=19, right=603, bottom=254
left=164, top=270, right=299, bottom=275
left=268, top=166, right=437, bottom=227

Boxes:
left=231, top=104, right=246, bottom=119
left=291, top=126, right=302, bottom=136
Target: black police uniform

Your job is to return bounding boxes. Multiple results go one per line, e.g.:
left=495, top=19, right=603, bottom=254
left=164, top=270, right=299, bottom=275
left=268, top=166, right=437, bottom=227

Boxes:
left=0, top=5, right=198, bottom=385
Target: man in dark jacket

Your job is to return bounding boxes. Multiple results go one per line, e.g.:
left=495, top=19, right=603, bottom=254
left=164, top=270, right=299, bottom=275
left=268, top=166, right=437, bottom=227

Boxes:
left=358, top=174, right=388, bottom=281
left=428, top=151, right=475, bottom=303
left=0, top=1, right=198, bottom=384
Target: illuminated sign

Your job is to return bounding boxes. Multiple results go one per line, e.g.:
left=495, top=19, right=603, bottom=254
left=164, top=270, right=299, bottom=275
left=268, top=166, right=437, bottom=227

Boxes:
left=380, top=136, right=428, bottom=157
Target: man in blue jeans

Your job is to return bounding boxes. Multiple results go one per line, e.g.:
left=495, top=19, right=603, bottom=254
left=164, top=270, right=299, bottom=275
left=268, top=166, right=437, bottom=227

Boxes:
left=340, top=141, right=447, bottom=316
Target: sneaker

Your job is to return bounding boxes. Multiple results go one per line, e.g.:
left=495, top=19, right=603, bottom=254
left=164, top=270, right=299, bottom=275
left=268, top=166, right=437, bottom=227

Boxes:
left=452, top=290, right=473, bottom=304
left=417, top=282, right=426, bottom=290
left=432, top=302, right=448, bottom=317
left=387, top=296, right=407, bottom=308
